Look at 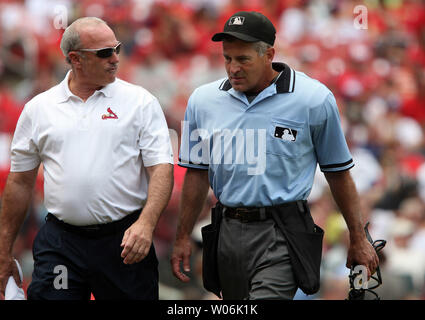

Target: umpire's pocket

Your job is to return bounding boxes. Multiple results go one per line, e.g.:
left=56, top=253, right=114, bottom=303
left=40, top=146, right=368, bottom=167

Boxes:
left=201, top=223, right=221, bottom=299
left=284, top=225, right=324, bottom=295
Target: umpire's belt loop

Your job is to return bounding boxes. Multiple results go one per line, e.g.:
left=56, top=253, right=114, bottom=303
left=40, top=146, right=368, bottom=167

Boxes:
left=259, top=207, right=266, bottom=220
left=297, top=200, right=305, bottom=213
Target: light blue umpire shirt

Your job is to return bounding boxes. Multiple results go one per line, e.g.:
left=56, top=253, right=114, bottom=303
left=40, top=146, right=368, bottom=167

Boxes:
left=178, top=62, right=354, bottom=207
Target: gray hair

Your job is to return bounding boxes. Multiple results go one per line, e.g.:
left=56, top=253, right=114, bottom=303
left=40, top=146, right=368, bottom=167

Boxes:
left=221, top=35, right=272, bottom=56
left=60, top=17, right=107, bottom=64
left=252, top=41, right=272, bottom=56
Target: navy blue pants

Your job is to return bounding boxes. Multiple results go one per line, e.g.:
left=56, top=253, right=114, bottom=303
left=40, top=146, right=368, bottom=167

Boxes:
left=27, top=214, right=158, bottom=300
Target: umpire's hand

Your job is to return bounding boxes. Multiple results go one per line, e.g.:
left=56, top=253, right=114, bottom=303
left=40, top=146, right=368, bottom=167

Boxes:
left=170, top=236, right=192, bottom=282
left=346, top=237, right=379, bottom=279
left=0, top=255, right=22, bottom=300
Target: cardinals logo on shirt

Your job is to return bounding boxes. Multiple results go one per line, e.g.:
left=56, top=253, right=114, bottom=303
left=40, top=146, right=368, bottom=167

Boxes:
left=102, top=108, right=118, bottom=120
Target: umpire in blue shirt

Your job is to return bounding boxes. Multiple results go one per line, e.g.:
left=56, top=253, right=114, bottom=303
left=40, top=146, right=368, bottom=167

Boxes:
left=171, top=11, right=379, bottom=300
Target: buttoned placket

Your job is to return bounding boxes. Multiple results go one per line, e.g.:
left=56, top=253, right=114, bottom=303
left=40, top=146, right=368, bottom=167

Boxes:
left=69, top=92, right=103, bottom=131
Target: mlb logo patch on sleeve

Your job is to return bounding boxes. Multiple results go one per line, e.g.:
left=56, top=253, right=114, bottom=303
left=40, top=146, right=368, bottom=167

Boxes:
left=274, top=126, right=297, bottom=141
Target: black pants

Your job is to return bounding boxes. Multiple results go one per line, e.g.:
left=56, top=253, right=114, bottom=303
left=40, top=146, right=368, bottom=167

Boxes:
left=27, top=213, right=158, bottom=300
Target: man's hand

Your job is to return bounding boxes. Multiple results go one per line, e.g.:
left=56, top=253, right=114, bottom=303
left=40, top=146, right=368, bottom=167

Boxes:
left=0, top=256, right=21, bottom=300
left=0, top=168, right=39, bottom=300
left=120, top=221, right=154, bottom=265
left=346, top=237, right=379, bottom=279
left=324, top=170, right=379, bottom=278
left=120, top=163, right=173, bottom=265
left=170, top=168, right=209, bottom=282
left=170, top=236, right=192, bottom=282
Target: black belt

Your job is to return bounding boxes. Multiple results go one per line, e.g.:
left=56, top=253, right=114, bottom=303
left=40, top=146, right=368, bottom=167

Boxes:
left=46, top=209, right=142, bottom=238
left=223, top=200, right=306, bottom=223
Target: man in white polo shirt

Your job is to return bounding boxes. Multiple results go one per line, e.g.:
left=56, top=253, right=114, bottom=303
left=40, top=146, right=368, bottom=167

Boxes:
left=0, top=17, right=174, bottom=300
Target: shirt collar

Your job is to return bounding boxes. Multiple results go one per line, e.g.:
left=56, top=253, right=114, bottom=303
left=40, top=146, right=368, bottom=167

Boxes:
left=97, top=81, right=115, bottom=98
left=55, top=70, right=115, bottom=103
left=55, top=70, right=73, bottom=103
left=219, top=62, right=296, bottom=94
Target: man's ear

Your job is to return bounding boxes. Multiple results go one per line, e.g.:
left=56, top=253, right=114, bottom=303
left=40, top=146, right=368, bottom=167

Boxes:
left=67, top=51, right=83, bottom=68
left=266, top=47, right=275, bottom=64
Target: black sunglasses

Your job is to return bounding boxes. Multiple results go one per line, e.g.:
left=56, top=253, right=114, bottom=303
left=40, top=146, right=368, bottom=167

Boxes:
left=77, top=42, right=121, bottom=58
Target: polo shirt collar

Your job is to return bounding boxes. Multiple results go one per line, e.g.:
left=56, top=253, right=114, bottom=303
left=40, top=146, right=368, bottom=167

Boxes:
left=56, top=70, right=115, bottom=103
left=55, top=70, right=73, bottom=103
left=219, top=62, right=296, bottom=94
left=97, top=81, right=115, bottom=98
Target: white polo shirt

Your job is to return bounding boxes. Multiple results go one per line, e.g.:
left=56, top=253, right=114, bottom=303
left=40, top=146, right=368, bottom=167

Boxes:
left=10, top=71, right=173, bottom=225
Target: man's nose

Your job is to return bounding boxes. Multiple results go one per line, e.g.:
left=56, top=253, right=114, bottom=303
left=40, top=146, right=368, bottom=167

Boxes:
left=229, top=62, right=241, bottom=75
left=109, top=51, right=119, bottom=64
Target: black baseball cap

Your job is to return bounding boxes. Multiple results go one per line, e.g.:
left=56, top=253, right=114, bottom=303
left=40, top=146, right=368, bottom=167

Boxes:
left=212, top=11, right=276, bottom=46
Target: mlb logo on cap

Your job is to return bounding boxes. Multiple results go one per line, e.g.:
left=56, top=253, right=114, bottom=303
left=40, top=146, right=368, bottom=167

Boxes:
left=229, top=16, right=245, bottom=25
left=212, top=11, right=276, bottom=46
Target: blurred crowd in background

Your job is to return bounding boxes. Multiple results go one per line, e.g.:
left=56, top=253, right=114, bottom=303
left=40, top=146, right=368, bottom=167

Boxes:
left=1, top=0, right=425, bottom=300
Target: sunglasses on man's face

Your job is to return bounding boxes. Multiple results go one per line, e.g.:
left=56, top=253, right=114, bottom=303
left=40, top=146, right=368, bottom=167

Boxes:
left=77, top=42, right=121, bottom=58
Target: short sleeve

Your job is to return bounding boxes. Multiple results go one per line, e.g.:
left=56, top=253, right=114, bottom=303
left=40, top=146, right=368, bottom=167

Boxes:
left=178, top=91, right=209, bottom=170
left=138, top=98, right=174, bottom=167
left=311, top=93, right=354, bottom=172
left=10, top=104, right=41, bottom=172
